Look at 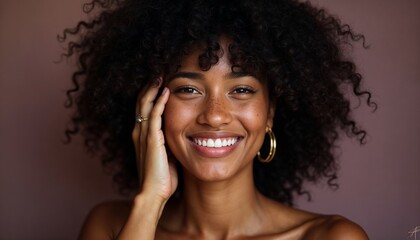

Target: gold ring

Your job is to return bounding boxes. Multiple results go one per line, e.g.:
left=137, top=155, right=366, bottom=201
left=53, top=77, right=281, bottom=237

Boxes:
left=136, top=114, right=149, bottom=123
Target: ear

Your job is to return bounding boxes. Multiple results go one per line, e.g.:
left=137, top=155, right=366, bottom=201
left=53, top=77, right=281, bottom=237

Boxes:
left=267, top=100, right=276, bottom=129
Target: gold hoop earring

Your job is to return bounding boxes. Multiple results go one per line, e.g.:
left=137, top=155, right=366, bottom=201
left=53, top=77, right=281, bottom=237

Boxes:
left=257, top=127, right=276, bottom=163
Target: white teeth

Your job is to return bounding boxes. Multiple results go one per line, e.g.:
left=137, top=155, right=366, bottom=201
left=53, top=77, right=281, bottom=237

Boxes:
left=194, top=138, right=238, bottom=148
left=215, top=139, right=222, bottom=147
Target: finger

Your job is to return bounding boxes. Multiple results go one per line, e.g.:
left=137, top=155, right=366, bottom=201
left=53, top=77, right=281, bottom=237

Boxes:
left=141, top=88, right=171, bottom=195
left=142, top=87, right=170, bottom=178
left=131, top=78, right=162, bottom=154
left=147, top=87, right=170, bottom=140
left=138, top=81, right=163, bottom=168
left=131, top=78, right=162, bottom=186
left=132, top=78, right=162, bottom=146
left=138, top=78, right=163, bottom=137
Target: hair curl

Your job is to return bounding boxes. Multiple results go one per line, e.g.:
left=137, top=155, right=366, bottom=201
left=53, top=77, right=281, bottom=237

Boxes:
left=61, top=0, right=375, bottom=205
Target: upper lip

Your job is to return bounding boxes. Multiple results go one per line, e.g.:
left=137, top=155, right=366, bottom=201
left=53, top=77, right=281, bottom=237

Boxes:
left=188, top=131, right=243, bottom=139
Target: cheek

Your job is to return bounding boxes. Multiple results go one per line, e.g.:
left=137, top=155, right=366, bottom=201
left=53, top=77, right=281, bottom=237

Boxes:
left=163, top=97, right=175, bottom=127
left=163, top=97, right=197, bottom=137
left=236, top=100, right=269, bottom=131
left=163, top=98, right=181, bottom=157
left=163, top=97, right=179, bottom=136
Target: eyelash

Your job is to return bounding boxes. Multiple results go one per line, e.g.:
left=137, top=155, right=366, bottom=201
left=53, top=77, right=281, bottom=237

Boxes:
left=173, top=86, right=200, bottom=94
left=172, top=86, right=257, bottom=96
left=231, top=86, right=256, bottom=95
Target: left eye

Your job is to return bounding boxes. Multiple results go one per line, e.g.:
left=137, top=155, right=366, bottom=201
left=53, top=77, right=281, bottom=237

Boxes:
left=231, top=87, right=256, bottom=94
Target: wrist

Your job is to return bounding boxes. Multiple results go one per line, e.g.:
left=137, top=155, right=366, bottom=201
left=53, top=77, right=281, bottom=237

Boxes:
left=132, top=192, right=167, bottom=221
left=116, top=193, right=166, bottom=239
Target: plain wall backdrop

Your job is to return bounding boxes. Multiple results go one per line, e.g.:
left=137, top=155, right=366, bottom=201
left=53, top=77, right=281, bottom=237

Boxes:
left=0, top=0, right=419, bottom=239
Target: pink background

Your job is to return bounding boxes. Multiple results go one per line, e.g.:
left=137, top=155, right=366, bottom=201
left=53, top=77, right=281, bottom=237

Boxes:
left=0, top=0, right=419, bottom=239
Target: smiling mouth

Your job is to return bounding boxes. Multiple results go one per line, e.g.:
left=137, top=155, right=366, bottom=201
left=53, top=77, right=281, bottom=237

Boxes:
left=191, top=137, right=240, bottom=148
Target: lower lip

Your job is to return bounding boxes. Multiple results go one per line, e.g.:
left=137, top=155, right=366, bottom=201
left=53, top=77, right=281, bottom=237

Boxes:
left=189, top=139, right=241, bottom=158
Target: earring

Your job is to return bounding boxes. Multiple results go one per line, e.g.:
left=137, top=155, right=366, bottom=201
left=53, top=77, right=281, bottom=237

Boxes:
left=257, top=127, right=276, bottom=163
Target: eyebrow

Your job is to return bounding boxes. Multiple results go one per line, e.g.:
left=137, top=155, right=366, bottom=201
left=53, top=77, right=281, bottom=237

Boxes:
left=167, top=72, right=204, bottom=82
left=227, top=71, right=254, bottom=79
left=167, top=71, right=255, bottom=82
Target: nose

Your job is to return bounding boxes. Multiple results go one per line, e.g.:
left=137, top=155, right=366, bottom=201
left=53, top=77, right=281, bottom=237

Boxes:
left=197, top=95, right=232, bottom=128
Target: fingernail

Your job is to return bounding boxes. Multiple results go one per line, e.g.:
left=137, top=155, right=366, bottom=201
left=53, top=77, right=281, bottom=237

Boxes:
left=162, top=87, right=168, bottom=95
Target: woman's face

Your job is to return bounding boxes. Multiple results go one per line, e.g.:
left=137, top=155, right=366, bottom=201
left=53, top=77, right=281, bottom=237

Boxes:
left=163, top=42, right=275, bottom=182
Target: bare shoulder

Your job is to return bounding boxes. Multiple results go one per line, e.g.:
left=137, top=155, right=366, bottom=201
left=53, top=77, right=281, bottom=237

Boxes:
left=305, top=215, right=369, bottom=240
left=246, top=197, right=368, bottom=240
left=78, top=200, right=131, bottom=240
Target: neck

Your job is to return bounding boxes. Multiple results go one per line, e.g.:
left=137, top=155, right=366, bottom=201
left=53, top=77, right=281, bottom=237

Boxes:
left=177, top=165, right=266, bottom=239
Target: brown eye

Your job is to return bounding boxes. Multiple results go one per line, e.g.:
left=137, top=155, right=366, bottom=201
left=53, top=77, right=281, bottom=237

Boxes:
left=174, top=86, right=199, bottom=94
left=232, top=87, right=256, bottom=95
left=229, top=86, right=257, bottom=100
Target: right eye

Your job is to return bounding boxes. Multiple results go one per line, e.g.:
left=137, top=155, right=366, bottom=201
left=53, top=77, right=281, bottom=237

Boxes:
left=173, top=86, right=200, bottom=94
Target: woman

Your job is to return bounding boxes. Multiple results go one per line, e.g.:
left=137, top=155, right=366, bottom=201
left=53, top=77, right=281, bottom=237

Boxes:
left=62, top=0, right=374, bottom=239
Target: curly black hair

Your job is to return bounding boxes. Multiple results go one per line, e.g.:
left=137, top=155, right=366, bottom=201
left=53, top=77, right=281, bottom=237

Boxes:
left=61, top=0, right=375, bottom=206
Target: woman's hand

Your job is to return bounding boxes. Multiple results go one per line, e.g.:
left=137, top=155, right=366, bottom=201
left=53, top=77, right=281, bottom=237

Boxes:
left=132, top=78, right=178, bottom=203
left=115, top=79, right=178, bottom=239
left=81, top=80, right=178, bottom=240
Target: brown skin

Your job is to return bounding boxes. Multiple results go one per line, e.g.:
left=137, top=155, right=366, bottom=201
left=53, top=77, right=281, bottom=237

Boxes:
left=79, top=200, right=368, bottom=240
left=78, top=40, right=369, bottom=240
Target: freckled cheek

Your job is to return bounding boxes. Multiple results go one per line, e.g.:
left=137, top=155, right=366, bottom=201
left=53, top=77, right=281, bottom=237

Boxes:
left=235, top=101, right=268, bottom=132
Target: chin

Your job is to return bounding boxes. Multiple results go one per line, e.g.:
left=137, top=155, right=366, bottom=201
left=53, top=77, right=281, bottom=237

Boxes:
left=180, top=159, right=248, bottom=183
